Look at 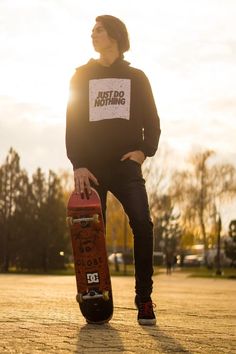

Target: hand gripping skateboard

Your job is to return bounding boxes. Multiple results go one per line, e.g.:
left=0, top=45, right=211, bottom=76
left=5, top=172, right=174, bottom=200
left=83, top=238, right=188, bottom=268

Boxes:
left=67, top=188, right=113, bottom=324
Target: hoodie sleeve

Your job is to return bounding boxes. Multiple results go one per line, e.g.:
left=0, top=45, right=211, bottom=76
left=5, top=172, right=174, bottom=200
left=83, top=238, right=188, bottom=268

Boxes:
left=65, top=71, right=87, bottom=170
left=139, top=72, right=161, bottom=157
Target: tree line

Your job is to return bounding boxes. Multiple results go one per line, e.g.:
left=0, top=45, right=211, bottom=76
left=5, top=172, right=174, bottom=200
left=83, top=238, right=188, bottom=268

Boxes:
left=0, top=148, right=68, bottom=272
left=1, top=147, right=236, bottom=273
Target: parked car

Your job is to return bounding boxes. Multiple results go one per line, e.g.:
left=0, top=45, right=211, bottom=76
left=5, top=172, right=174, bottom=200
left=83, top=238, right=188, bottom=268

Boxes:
left=206, top=249, right=231, bottom=268
left=108, top=252, right=134, bottom=265
left=181, top=254, right=203, bottom=267
left=108, top=253, right=124, bottom=264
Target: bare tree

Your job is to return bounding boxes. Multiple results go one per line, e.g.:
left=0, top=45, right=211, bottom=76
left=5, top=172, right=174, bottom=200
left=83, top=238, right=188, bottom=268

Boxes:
left=170, top=149, right=236, bottom=256
left=142, top=145, right=172, bottom=225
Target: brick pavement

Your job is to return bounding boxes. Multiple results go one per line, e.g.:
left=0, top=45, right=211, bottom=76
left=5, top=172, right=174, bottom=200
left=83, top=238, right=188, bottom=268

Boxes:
left=0, top=272, right=235, bottom=353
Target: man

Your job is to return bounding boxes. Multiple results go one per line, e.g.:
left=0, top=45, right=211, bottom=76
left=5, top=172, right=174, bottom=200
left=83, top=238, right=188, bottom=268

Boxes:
left=66, top=15, right=161, bottom=325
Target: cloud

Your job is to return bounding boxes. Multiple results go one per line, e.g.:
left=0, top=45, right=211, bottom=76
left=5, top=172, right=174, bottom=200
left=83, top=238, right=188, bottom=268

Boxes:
left=0, top=96, right=70, bottom=174
left=208, top=98, right=236, bottom=113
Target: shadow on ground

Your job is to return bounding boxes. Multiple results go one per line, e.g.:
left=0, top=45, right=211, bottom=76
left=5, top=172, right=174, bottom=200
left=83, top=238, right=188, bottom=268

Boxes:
left=142, top=325, right=192, bottom=353
left=77, top=323, right=124, bottom=352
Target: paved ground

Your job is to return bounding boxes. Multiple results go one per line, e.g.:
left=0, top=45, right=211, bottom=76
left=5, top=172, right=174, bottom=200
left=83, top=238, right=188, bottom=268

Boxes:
left=0, top=271, right=235, bottom=353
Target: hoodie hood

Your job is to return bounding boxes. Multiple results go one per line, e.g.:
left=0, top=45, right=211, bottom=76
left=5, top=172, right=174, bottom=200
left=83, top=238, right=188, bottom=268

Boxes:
left=85, top=57, right=130, bottom=69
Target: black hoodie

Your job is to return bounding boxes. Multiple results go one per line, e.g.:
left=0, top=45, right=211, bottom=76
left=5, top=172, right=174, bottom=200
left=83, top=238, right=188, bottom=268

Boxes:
left=66, top=58, right=161, bottom=169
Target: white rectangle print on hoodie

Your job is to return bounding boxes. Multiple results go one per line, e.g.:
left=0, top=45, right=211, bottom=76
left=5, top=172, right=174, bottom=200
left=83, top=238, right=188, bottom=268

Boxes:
left=89, top=78, right=131, bottom=121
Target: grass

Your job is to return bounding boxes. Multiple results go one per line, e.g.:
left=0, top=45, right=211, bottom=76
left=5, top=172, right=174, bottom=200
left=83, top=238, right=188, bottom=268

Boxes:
left=1, top=268, right=75, bottom=276
left=3, top=264, right=160, bottom=277
left=178, top=266, right=236, bottom=279
left=3, top=265, right=235, bottom=279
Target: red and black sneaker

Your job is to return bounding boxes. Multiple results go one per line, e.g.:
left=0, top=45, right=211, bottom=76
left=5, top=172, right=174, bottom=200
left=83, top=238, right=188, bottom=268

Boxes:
left=135, top=295, right=156, bottom=326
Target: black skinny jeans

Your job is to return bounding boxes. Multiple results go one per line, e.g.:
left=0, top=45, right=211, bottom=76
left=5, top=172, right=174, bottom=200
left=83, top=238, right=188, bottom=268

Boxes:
left=91, top=159, right=154, bottom=299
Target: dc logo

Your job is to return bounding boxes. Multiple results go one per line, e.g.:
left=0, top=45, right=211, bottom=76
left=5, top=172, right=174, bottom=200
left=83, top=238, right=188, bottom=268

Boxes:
left=87, top=272, right=100, bottom=284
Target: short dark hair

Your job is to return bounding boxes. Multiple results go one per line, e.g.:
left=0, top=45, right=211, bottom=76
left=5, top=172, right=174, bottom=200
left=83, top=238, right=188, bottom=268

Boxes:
left=95, top=15, right=130, bottom=55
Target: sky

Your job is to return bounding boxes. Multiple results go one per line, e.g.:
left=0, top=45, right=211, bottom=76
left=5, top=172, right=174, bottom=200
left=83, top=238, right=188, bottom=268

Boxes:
left=0, top=0, right=236, bottom=225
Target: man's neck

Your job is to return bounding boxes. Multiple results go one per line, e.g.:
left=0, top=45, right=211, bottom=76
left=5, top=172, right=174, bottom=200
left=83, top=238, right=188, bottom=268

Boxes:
left=98, top=49, right=120, bottom=67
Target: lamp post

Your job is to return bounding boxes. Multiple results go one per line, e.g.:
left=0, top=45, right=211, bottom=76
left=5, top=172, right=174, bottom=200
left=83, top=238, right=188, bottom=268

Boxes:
left=215, top=213, right=222, bottom=276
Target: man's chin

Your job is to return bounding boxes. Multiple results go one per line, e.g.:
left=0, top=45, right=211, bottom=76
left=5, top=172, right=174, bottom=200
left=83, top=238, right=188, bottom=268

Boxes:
left=93, top=46, right=101, bottom=54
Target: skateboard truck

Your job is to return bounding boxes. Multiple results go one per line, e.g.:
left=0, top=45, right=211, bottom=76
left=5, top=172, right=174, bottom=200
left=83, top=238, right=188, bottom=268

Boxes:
left=76, top=290, right=110, bottom=303
left=67, top=214, right=99, bottom=227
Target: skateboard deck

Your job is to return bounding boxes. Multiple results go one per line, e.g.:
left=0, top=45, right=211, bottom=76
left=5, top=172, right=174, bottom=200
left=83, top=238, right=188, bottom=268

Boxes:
left=67, top=188, right=113, bottom=324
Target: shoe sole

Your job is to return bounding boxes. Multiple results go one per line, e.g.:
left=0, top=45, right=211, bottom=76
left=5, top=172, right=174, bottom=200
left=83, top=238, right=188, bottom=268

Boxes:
left=138, top=318, right=156, bottom=326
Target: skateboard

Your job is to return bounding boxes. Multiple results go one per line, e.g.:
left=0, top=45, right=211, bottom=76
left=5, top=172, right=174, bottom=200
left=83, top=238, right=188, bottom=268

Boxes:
left=67, top=188, right=113, bottom=324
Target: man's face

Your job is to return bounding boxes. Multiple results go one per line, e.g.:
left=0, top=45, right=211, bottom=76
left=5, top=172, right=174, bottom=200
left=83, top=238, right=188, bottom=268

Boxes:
left=91, top=22, right=117, bottom=53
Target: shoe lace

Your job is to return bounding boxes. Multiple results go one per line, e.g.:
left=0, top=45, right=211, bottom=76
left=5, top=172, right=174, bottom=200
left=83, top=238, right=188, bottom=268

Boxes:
left=139, top=301, right=156, bottom=316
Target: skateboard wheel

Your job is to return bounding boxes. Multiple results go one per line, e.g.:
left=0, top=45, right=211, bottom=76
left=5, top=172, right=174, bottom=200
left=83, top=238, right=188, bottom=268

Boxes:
left=66, top=217, right=73, bottom=227
left=102, top=291, right=109, bottom=301
left=80, top=220, right=89, bottom=227
left=76, top=293, right=83, bottom=303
